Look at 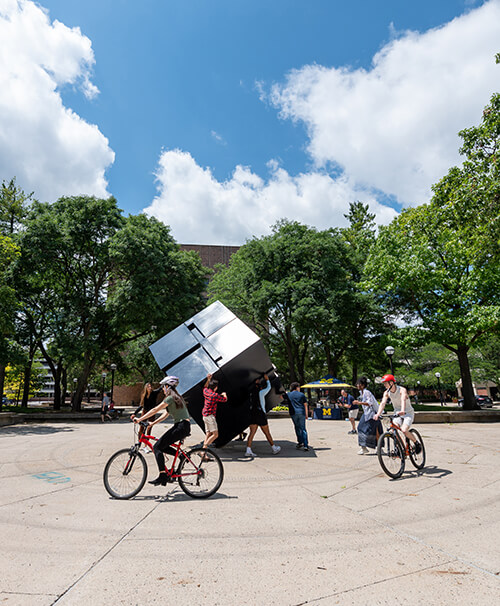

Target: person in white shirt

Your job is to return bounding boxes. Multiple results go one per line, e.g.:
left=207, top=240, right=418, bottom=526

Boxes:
left=374, top=374, right=422, bottom=454
left=352, top=377, right=382, bottom=455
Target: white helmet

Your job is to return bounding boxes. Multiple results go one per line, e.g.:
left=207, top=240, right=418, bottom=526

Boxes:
left=160, top=375, right=179, bottom=387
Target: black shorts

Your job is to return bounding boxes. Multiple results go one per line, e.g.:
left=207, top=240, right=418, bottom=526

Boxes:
left=250, top=407, right=268, bottom=426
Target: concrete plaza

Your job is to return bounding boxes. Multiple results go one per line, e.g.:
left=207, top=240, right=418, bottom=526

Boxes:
left=0, top=417, right=499, bottom=605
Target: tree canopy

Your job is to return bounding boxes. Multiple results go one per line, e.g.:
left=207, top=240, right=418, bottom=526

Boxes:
left=364, top=93, right=500, bottom=408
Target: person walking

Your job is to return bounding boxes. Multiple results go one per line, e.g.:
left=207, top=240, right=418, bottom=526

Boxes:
left=101, top=392, right=111, bottom=422
left=338, top=389, right=358, bottom=434
left=246, top=374, right=281, bottom=457
left=353, top=377, right=382, bottom=455
left=287, top=382, right=310, bottom=451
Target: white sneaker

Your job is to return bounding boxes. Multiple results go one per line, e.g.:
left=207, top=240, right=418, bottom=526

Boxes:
left=271, top=445, right=281, bottom=455
left=357, top=447, right=369, bottom=455
left=141, top=446, right=149, bottom=454
left=246, top=448, right=256, bottom=457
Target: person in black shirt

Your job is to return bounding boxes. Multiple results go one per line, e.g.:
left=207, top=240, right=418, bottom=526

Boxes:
left=131, top=382, right=163, bottom=438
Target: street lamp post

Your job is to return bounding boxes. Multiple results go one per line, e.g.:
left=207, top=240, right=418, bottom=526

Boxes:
left=435, top=372, right=444, bottom=406
left=384, top=346, right=395, bottom=374
left=87, top=384, right=91, bottom=404
left=72, top=377, right=77, bottom=405
left=101, top=372, right=107, bottom=401
left=416, top=380, right=421, bottom=404
left=110, top=363, right=117, bottom=404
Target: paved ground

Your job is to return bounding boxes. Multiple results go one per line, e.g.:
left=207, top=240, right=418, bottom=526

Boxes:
left=0, top=417, right=499, bottom=605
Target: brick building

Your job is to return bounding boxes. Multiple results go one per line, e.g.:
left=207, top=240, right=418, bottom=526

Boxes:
left=180, top=243, right=240, bottom=269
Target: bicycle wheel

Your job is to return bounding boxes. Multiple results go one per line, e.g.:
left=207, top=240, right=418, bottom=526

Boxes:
left=408, top=429, right=426, bottom=469
left=377, top=432, right=405, bottom=479
left=103, top=448, right=147, bottom=499
left=178, top=447, right=223, bottom=499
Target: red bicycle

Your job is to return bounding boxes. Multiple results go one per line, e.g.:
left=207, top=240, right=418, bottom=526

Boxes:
left=103, top=422, right=224, bottom=499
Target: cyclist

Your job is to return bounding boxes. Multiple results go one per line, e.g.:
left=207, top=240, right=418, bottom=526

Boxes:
left=132, top=375, right=191, bottom=486
left=374, top=374, right=422, bottom=454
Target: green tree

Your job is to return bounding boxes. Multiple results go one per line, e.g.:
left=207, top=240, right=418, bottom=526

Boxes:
left=0, top=178, right=32, bottom=408
left=17, top=198, right=207, bottom=410
left=209, top=220, right=356, bottom=383
left=365, top=94, right=500, bottom=409
left=0, top=235, right=20, bottom=410
left=0, top=177, right=32, bottom=235
left=340, top=202, right=393, bottom=383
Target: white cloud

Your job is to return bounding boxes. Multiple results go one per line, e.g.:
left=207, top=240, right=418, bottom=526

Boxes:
left=270, top=0, right=500, bottom=206
left=145, top=149, right=397, bottom=245
left=147, top=1, right=500, bottom=244
left=0, top=0, right=114, bottom=201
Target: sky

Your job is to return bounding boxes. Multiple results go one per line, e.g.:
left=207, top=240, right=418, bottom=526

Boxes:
left=1, top=0, right=499, bottom=245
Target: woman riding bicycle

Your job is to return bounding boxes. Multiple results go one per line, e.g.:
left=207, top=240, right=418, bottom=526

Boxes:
left=132, top=375, right=190, bottom=486
left=374, top=374, right=422, bottom=454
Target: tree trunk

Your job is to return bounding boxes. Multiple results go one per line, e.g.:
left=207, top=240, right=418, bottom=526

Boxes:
left=283, top=325, right=298, bottom=383
left=0, top=364, right=5, bottom=411
left=21, top=358, right=34, bottom=407
left=38, top=342, right=63, bottom=410
left=72, top=358, right=95, bottom=412
left=351, top=360, right=358, bottom=387
left=457, top=344, right=476, bottom=410
left=62, top=369, right=68, bottom=407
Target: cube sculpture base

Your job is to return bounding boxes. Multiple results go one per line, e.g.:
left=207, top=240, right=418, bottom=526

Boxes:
left=149, top=301, right=282, bottom=447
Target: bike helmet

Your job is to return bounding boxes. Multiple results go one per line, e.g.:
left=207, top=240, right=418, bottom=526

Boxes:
left=381, top=374, right=395, bottom=383
left=160, top=375, right=179, bottom=387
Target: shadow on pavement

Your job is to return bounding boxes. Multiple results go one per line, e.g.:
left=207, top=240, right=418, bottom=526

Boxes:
left=112, top=491, right=237, bottom=503
left=388, top=465, right=453, bottom=481
left=0, top=425, right=75, bottom=436
left=214, top=440, right=324, bottom=460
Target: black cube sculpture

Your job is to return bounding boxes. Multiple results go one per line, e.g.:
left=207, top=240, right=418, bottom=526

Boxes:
left=149, top=301, right=282, bottom=447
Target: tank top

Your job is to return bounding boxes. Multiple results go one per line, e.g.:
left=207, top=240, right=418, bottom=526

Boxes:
left=387, top=385, right=414, bottom=415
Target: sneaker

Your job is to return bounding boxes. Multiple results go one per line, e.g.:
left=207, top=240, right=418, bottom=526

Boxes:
left=295, top=443, right=304, bottom=450
left=140, top=446, right=149, bottom=454
left=357, top=447, right=369, bottom=455
left=271, top=445, right=281, bottom=455
left=414, top=442, right=422, bottom=454
left=348, top=430, right=356, bottom=434
left=302, top=446, right=309, bottom=452
left=246, top=448, right=256, bottom=457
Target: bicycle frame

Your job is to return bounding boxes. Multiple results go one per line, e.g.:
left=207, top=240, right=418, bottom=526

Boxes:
left=136, top=427, right=201, bottom=481
left=384, top=417, right=410, bottom=456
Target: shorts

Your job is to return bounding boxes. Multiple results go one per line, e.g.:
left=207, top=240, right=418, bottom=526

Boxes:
left=348, top=409, right=358, bottom=419
left=203, top=414, right=218, bottom=433
left=250, top=406, right=268, bottom=427
left=393, top=413, right=414, bottom=430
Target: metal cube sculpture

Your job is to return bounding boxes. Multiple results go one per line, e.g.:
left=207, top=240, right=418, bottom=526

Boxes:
left=149, top=301, right=282, bottom=447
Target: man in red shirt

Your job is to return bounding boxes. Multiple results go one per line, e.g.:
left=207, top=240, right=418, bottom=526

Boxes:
left=202, top=374, right=227, bottom=449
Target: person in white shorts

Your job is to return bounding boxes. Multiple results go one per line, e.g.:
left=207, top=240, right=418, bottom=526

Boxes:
left=374, top=374, right=422, bottom=454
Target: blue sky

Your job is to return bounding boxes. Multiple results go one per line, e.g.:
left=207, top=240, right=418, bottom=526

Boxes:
left=1, top=0, right=499, bottom=243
